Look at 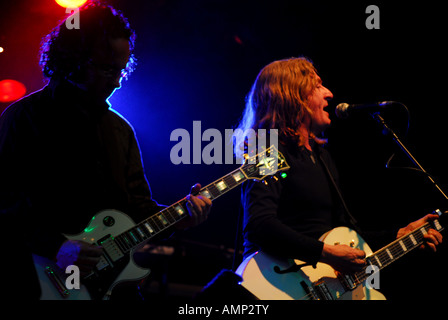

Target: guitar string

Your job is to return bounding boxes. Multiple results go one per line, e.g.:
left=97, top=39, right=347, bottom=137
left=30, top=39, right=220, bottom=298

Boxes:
left=113, top=167, right=251, bottom=253
left=367, top=225, right=428, bottom=263
left=105, top=151, right=287, bottom=273
left=110, top=149, right=288, bottom=250
left=110, top=153, right=290, bottom=255
left=295, top=223, right=435, bottom=299
left=355, top=225, right=428, bottom=283
left=376, top=225, right=428, bottom=263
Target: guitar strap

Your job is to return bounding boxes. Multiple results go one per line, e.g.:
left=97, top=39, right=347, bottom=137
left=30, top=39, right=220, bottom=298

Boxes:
left=316, top=148, right=362, bottom=234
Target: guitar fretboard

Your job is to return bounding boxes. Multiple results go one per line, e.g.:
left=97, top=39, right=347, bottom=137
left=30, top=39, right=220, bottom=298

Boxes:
left=112, top=168, right=250, bottom=254
left=355, top=218, right=444, bottom=282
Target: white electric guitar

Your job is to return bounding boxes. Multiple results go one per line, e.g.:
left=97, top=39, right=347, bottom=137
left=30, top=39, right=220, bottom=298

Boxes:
left=33, top=145, right=290, bottom=300
left=236, top=210, right=444, bottom=300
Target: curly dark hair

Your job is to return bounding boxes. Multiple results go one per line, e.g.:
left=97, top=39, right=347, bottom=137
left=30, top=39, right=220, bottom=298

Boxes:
left=39, top=1, right=136, bottom=81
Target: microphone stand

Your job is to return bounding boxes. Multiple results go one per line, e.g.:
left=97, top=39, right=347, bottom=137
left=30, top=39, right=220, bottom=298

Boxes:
left=372, top=112, right=448, bottom=202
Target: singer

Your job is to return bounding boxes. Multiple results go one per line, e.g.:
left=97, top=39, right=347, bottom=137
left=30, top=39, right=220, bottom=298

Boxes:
left=233, top=57, right=442, bottom=299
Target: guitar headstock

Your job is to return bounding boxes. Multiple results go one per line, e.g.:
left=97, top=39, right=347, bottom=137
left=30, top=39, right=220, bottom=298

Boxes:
left=240, top=145, right=290, bottom=181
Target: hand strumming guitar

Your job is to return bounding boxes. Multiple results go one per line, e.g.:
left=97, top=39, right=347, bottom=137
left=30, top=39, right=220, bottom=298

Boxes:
left=56, top=240, right=103, bottom=277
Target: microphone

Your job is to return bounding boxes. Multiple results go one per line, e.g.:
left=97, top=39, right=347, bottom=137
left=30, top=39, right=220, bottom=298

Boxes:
left=335, top=101, right=395, bottom=119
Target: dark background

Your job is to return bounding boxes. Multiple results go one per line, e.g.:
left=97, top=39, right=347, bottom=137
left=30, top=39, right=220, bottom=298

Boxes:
left=1, top=0, right=447, bottom=302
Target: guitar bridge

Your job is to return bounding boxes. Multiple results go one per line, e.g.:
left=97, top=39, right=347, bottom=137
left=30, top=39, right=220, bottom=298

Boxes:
left=300, top=281, right=320, bottom=300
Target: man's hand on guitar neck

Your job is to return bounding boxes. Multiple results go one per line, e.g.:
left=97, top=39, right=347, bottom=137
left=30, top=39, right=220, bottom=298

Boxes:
left=397, top=214, right=443, bottom=253
left=56, top=240, right=103, bottom=277
left=175, top=183, right=212, bottom=230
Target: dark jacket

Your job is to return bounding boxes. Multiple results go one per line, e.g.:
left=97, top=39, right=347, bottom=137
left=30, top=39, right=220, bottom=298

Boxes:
left=0, top=79, right=163, bottom=261
left=241, top=142, right=349, bottom=265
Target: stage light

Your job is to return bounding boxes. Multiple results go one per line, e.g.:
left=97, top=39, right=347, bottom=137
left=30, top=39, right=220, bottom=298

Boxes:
left=234, top=35, right=243, bottom=46
left=0, top=47, right=4, bottom=53
left=55, top=0, right=88, bottom=8
left=0, top=80, right=26, bottom=103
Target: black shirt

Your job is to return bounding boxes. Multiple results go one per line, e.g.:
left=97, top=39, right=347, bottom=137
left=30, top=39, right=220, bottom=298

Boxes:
left=241, top=142, right=348, bottom=264
left=0, top=79, right=164, bottom=259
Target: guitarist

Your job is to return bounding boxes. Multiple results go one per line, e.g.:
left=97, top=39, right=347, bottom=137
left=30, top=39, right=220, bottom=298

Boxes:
left=0, top=2, right=211, bottom=299
left=233, top=57, right=442, bottom=283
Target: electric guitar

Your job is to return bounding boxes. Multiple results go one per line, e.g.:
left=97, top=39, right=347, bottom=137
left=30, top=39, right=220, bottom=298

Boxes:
left=236, top=210, right=444, bottom=300
left=33, top=145, right=290, bottom=300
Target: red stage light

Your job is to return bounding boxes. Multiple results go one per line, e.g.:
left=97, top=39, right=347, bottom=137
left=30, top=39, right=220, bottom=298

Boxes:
left=0, top=80, right=27, bottom=103
left=234, top=35, right=243, bottom=46
left=55, top=0, right=88, bottom=8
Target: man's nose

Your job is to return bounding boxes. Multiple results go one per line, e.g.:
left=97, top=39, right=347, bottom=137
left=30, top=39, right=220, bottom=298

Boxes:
left=324, top=86, right=333, bottom=100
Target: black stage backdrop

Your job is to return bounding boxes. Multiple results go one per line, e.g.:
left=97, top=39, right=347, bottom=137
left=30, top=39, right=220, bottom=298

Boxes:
left=0, top=0, right=446, bottom=307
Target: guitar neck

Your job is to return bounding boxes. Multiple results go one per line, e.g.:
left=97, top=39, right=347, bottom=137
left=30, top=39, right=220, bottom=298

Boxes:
left=104, top=144, right=289, bottom=255
left=113, top=167, right=249, bottom=253
left=356, top=217, right=444, bottom=280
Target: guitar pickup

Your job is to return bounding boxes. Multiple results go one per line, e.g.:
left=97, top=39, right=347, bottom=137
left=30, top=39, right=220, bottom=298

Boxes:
left=99, top=235, right=124, bottom=262
left=313, top=280, right=334, bottom=300
left=338, top=273, right=357, bottom=291
left=45, top=266, right=70, bottom=298
left=94, top=235, right=125, bottom=272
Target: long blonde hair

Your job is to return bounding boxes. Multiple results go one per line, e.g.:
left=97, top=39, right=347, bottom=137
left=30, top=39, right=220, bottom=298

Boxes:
left=234, top=57, right=319, bottom=158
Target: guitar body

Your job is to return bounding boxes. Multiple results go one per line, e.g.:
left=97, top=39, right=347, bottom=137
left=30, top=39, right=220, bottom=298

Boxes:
left=236, top=227, right=386, bottom=300
left=33, top=254, right=92, bottom=300
left=34, top=209, right=150, bottom=300
left=31, top=145, right=291, bottom=300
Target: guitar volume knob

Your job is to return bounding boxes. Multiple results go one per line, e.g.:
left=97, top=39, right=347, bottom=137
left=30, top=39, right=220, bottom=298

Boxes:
left=103, top=216, right=115, bottom=227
